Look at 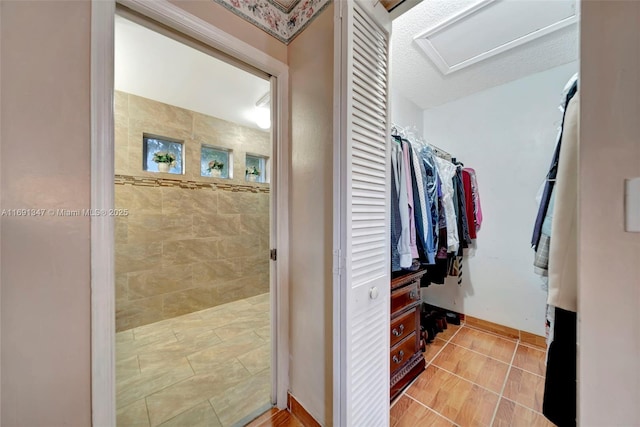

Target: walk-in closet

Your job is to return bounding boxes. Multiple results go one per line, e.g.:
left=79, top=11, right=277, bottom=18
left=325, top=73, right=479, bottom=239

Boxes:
left=382, top=1, right=579, bottom=425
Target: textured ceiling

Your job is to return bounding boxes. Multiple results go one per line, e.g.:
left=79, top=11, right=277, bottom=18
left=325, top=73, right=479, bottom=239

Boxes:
left=391, top=0, right=579, bottom=109
left=115, top=16, right=270, bottom=130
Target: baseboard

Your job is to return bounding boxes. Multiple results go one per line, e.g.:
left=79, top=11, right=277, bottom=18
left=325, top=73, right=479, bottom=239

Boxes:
left=519, top=330, right=547, bottom=349
left=464, top=315, right=520, bottom=340
left=288, top=393, right=321, bottom=427
left=464, top=315, right=546, bottom=349
left=427, top=307, right=546, bottom=349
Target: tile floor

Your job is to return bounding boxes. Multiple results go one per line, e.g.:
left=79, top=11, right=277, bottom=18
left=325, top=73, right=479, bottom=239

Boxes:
left=391, top=323, right=555, bottom=427
left=246, top=409, right=303, bottom=427
left=116, top=293, right=272, bottom=427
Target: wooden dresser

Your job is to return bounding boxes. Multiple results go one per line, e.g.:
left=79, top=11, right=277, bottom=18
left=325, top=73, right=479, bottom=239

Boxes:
left=390, top=269, right=426, bottom=401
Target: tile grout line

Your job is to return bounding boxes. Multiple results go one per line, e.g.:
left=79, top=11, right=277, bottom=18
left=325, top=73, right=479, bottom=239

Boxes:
left=489, top=336, right=519, bottom=426
left=392, top=325, right=466, bottom=415
left=426, top=364, right=500, bottom=397
left=444, top=340, right=513, bottom=366
left=425, top=324, right=465, bottom=365
left=405, top=393, right=461, bottom=427
left=506, top=364, right=546, bottom=380
left=517, top=340, right=547, bottom=352
left=207, top=399, right=225, bottom=427
left=443, top=339, right=546, bottom=379
left=501, top=395, right=546, bottom=417
left=144, top=396, right=153, bottom=427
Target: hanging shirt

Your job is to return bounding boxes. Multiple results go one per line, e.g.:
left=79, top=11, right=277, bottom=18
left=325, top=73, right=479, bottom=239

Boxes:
left=454, top=167, right=472, bottom=248
left=392, top=140, right=412, bottom=268
left=435, top=157, right=459, bottom=253
left=462, top=169, right=477, bottom=240
left=390, top=146, right=402, bottom=272
left=402, top=141, right=419, bottom=259
left=463, top=167, right=483, bottom=232
left=419, top=146, right=440, bottom=252
left=410, top=142, right=435, bottom=264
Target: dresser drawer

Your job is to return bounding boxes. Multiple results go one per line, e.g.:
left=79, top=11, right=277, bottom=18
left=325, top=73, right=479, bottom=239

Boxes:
left=390, top=331, right=418, bottom=373
left=391, top=280, right=420, bottom=316
left=390, top=308, right=417, bottom=348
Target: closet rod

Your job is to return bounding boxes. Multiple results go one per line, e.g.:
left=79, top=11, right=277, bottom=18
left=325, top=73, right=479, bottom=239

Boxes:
left=390, top=123, right=453, bottom=161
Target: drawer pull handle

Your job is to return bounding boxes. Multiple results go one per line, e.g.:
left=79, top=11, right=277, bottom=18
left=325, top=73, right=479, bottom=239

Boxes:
left=392, top=324, right=405, bottom=337
left=409, top=290, right=419, bottom=300
left=393, top=350, right=405, bottom=365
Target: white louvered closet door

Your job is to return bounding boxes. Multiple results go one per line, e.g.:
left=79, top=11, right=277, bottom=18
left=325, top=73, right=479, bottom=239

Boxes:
left=334, top=1, right=391, bottom=426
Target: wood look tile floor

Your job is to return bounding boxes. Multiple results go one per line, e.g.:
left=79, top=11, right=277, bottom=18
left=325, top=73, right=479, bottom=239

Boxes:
left=392, top=324, right=555, bottom=427
left=116, top=293, right=272, bottom=427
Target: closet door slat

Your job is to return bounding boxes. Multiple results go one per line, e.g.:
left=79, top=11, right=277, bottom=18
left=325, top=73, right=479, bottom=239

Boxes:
left=341, top=1, right=391, bottom=426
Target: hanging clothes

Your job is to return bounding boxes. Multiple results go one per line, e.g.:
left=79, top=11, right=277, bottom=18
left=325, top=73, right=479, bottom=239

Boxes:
left=462, top=169, right=477, bottom=240
left=391, top=138, right=412, bottom=269
left=402, top=140, right=419, bottom=259
left=390, top=144, right=402, bottom=272
left=409, top=141, right=435, bottom=264
left=454, top=167, right=472, bottom=248
left=388, top=126, right=482, bottom=286
left=531, top=77, right=579, bottom=250
left=434, top=157, right=459, bottom=253
left=420, top=146, right=441, bottom=252
left=543, top=88, right=579, bottom=427
left=548, top=90, right=579, bottom=312
left=463, top=167, right=483, bottom=233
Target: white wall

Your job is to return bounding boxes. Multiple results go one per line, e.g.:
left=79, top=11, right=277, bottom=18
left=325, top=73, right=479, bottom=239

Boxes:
left=579, top=2, right=640, bottom=424
left=391, top=89, right=424, bottom=136
left=421, top=62, right=578, bottom=335
left=288, top=5, right=334, bottom=424
left=1, top=2, right=92, bottom=425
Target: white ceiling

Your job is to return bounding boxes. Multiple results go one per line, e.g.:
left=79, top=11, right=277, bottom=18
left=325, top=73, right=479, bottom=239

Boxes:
left=114, top=15, right=271, bottom=131
left=391, top=0, right=579, bottom=109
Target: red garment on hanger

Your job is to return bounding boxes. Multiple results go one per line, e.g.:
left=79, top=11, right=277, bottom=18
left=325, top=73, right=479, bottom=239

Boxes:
left=462, top=170, right=476, bottom=239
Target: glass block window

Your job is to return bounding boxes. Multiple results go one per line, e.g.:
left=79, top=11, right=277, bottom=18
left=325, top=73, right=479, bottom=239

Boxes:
left=245, top=154, right=268, bottom=183
left=201, top=145, right=232, bottom=179
left=143, top=135, right=183, bottom=175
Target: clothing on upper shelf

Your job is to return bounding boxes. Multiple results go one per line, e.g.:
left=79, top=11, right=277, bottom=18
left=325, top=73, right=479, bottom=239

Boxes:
left=389, top=129, right=482, bottom=285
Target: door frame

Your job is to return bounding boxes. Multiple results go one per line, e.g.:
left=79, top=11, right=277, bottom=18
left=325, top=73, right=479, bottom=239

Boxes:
left=90, top=1, right=290, bottom=424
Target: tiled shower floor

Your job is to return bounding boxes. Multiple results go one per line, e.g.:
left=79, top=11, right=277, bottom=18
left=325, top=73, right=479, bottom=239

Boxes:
left=391, top=323, right=555, bottom=427
left=116, top=293, right=271, bottom=427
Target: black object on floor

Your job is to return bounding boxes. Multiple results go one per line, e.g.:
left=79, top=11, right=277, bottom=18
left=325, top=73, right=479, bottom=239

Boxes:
left=543, top=307, right=576, bottom=427
left=445, top=312, right=461, bottom=325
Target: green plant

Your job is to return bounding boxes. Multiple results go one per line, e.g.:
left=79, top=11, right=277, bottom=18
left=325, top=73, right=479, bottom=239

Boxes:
left=246, top=166, right=261, bottom=176
left=207, top=160, right=224, bottom=172
left=152, top=151, right=177, bottom=166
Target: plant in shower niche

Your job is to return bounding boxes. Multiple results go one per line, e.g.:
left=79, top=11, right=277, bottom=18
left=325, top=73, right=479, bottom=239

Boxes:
left=246, top=166, right=261, bottom=176
left=152, top=152, right=177, bottom=166
left=207, top=160, right=224, bottom=172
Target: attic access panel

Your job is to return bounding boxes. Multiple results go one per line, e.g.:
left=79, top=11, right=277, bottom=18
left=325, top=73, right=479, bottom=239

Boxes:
left=414, top=0, right=577, bottom=75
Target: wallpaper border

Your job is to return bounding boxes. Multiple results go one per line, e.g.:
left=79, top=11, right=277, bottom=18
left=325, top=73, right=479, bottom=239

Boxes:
left=211, top=0, right=332, bottom=44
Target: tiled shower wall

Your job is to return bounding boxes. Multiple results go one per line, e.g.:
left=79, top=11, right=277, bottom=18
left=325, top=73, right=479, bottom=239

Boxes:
left=114, top=91, right=270, bottom=332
